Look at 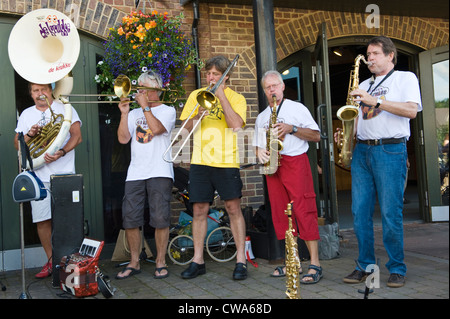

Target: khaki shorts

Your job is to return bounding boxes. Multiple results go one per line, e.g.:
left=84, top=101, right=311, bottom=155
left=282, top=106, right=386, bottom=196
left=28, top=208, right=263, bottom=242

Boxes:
left=122, top=178, right=173, bottom=229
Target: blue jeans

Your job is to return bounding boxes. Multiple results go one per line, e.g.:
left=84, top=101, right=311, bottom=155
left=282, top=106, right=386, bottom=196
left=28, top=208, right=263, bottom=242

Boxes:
left=351, top=141, right=408, bottom=276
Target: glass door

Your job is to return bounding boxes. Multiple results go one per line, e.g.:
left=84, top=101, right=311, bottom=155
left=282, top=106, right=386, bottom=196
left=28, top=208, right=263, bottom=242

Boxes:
left=313, top=22, right=339, bottom=224
left=419, top=45, right=449, bottom=221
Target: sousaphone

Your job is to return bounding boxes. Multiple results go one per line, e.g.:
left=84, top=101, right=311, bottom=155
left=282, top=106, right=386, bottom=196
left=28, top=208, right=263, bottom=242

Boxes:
left=8, top=8, right=80, bottom=169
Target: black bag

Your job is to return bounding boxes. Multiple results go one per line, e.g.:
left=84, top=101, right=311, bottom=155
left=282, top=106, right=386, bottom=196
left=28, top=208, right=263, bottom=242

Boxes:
left=12, top=133, right=47, bottom=203
left=251, top=205, right=267, bottom=232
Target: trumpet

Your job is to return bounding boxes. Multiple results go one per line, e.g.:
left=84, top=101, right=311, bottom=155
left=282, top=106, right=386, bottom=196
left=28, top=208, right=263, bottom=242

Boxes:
left=59, top=74, right=179, bottom=104
left=162, top=54, right=239, bottom=163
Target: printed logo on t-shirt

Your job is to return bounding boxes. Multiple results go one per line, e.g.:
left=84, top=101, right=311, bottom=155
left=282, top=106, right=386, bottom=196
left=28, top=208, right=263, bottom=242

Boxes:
left=206, top=106, right=224, bottom=120
left=263, top=117, right=284, bottom=130
left=360, top=86, right=388, bottom=120
left=135, top=117, right=153, bottom=143
left=38, top=109, right=62, bottom=127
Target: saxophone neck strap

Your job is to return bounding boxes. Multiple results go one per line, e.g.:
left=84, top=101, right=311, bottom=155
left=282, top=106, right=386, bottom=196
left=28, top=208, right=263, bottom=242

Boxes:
left=367, top=69, right=395, bottom=95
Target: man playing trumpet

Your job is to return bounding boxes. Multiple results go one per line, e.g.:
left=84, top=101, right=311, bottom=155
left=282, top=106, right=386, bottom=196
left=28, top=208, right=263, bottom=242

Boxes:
left=116, top=70, right=176, bottom=280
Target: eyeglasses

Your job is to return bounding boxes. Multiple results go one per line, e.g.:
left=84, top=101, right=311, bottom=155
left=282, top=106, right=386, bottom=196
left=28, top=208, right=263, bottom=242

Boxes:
left=264, top=83, right=281, bottom=91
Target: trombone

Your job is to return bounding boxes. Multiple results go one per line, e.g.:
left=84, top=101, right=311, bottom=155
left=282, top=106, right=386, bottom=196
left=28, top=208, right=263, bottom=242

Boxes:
left=162, top=54, right=239, bottom=163
left=57, top=74, right=179, bottom=104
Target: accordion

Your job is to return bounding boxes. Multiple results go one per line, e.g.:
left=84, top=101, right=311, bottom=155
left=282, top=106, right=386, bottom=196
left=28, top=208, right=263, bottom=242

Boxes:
left=59, top=238, right=104, bottom=297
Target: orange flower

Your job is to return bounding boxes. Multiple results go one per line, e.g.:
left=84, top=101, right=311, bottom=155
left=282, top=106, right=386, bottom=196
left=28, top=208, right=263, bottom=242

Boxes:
left=148, top=52, right=152, bottom=58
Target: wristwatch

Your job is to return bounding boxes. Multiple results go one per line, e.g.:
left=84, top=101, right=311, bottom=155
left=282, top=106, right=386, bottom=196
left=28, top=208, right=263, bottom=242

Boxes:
left=143, top=106, right=151, bottom=112
left=375, top=97, right=383, bottom=109
left=290, top=125, right=298, bottom=135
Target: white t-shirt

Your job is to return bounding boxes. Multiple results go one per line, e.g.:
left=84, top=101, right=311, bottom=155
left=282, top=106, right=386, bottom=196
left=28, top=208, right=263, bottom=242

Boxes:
left=253, top=99, right=320, bottom=156
left=15, top=100, right=82, bottom=183
left=125, top=104, right=176, bottom=181
left=357, top=70, right=422, bottom=140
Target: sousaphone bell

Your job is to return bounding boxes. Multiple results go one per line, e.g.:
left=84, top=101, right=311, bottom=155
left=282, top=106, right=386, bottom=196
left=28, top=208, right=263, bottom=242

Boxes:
left=8, top=8, right=80, bottom=170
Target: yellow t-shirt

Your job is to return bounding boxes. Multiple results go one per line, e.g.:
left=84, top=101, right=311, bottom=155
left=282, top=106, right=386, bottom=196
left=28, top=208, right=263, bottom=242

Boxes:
left=180, top=87, right=247, bottom=168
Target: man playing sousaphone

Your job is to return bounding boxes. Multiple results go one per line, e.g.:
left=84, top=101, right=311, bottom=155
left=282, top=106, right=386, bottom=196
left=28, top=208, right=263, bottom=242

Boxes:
left=14, top=82, right=82, bottom=278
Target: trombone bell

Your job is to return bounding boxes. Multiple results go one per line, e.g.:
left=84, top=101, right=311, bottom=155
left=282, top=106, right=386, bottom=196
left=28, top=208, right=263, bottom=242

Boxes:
left=113, top=74, right=132, bottom=98
left=196, top=90, right=217, bottom=111
left=163, top=54, right=240, bottom=163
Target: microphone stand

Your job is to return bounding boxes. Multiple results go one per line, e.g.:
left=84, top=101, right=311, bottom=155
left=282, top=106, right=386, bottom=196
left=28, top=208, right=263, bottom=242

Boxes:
left=0, top=170, right=6, bottom=292
left=17, top=134, right=30, bottom=299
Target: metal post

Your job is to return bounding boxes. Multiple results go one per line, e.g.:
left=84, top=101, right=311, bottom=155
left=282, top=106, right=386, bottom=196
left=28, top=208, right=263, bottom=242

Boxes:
left=252, top=0, right=283, bottom=261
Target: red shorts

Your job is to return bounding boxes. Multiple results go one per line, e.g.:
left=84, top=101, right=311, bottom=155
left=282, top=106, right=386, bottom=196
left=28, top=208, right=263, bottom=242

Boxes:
left=266, top=154, right=320, bottom=241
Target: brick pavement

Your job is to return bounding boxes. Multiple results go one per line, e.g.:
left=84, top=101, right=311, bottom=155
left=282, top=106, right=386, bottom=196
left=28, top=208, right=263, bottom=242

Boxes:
left=1, top=222, right=448, bottom=301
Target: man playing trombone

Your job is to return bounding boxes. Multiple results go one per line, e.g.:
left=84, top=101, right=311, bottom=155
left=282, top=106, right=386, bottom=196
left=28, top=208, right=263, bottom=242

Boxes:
left=115, top=70, right=176, bottom=280
left=179, top=55, right=248, bottom=280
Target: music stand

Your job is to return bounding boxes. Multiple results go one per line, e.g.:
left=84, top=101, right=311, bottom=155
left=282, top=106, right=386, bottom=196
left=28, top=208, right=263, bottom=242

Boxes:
left=356, top=259, right=379, bottom=299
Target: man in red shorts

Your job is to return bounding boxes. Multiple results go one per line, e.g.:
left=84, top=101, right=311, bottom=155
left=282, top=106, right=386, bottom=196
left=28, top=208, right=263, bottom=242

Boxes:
left=253, top=70, right=322, bottom=284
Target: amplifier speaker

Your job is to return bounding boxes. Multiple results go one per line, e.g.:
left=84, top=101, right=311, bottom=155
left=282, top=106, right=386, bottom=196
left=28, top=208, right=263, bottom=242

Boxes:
left=50, top=174, right=84, bottom=287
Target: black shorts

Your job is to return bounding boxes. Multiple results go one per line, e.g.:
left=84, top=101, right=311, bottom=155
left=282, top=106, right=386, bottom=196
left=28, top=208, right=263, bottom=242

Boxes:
left=188, top=164, right=242, bottom=203
left=122, top=177, right=173, bottom=229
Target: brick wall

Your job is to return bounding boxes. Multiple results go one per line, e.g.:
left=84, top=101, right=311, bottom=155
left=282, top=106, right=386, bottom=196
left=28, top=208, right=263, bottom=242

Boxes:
left=2, top=0, right=448, bottom=213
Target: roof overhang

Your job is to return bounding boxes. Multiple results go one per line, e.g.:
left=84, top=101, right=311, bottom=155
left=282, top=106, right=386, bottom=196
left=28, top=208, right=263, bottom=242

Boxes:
left=180, top=0, right=448, bottom=19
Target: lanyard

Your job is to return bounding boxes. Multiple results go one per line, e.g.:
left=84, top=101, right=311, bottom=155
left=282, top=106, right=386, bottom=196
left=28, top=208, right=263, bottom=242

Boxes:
left=367, top=69, right=395, bottom=95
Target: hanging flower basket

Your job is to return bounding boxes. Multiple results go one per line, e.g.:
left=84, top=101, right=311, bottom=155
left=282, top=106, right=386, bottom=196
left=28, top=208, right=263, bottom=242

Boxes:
left=95, top=10, right=202, bottom=107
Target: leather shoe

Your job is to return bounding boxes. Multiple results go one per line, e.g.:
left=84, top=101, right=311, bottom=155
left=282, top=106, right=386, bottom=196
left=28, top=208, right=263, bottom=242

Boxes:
left=387, top=273, right=406, bottom=288
left=181, top=262, right=206, bottom=279
left=233, top=262, right=247, bottom=280
left=343, top=269, right=368, bottom=283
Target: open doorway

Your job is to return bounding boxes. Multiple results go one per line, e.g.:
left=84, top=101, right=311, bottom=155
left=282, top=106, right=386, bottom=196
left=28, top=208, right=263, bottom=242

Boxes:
left=281, top=43, right=423, bottom=229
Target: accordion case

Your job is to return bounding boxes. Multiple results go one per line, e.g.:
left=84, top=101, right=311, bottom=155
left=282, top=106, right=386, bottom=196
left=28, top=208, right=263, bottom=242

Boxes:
left=59, top=238, right=104, bottom=297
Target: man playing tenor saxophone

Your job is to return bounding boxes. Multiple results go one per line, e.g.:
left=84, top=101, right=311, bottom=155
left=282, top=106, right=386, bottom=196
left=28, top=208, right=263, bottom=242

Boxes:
left=337, top=36, right=422, bottom=288
left=253, top=70, right=323, bottom=284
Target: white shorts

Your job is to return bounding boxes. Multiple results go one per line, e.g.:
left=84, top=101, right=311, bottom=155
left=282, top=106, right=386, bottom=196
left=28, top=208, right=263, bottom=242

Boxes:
left=30, top=182, right=51, bottom=223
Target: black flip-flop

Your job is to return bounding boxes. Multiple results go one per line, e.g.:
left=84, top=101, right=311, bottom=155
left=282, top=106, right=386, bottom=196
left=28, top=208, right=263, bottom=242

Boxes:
left=154, top=266, right=169, bottom=279
left=115, top=267, right=141, bottom=280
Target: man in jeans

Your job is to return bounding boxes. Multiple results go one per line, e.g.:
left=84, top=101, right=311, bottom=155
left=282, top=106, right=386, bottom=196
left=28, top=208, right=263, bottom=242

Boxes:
left=337, top=36, right=422, bottom=288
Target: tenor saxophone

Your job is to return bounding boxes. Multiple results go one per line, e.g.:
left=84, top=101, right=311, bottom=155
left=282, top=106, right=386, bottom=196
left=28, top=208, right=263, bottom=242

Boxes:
left=260, top=95, right=283, bottom=175
left=336, top=54, right=370, bottom=168
left=285, top=201, right=301, bottom=299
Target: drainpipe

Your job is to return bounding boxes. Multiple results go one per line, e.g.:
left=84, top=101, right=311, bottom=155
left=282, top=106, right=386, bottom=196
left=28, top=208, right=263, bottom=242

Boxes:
left=192, top=0, right=201, bottom=89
